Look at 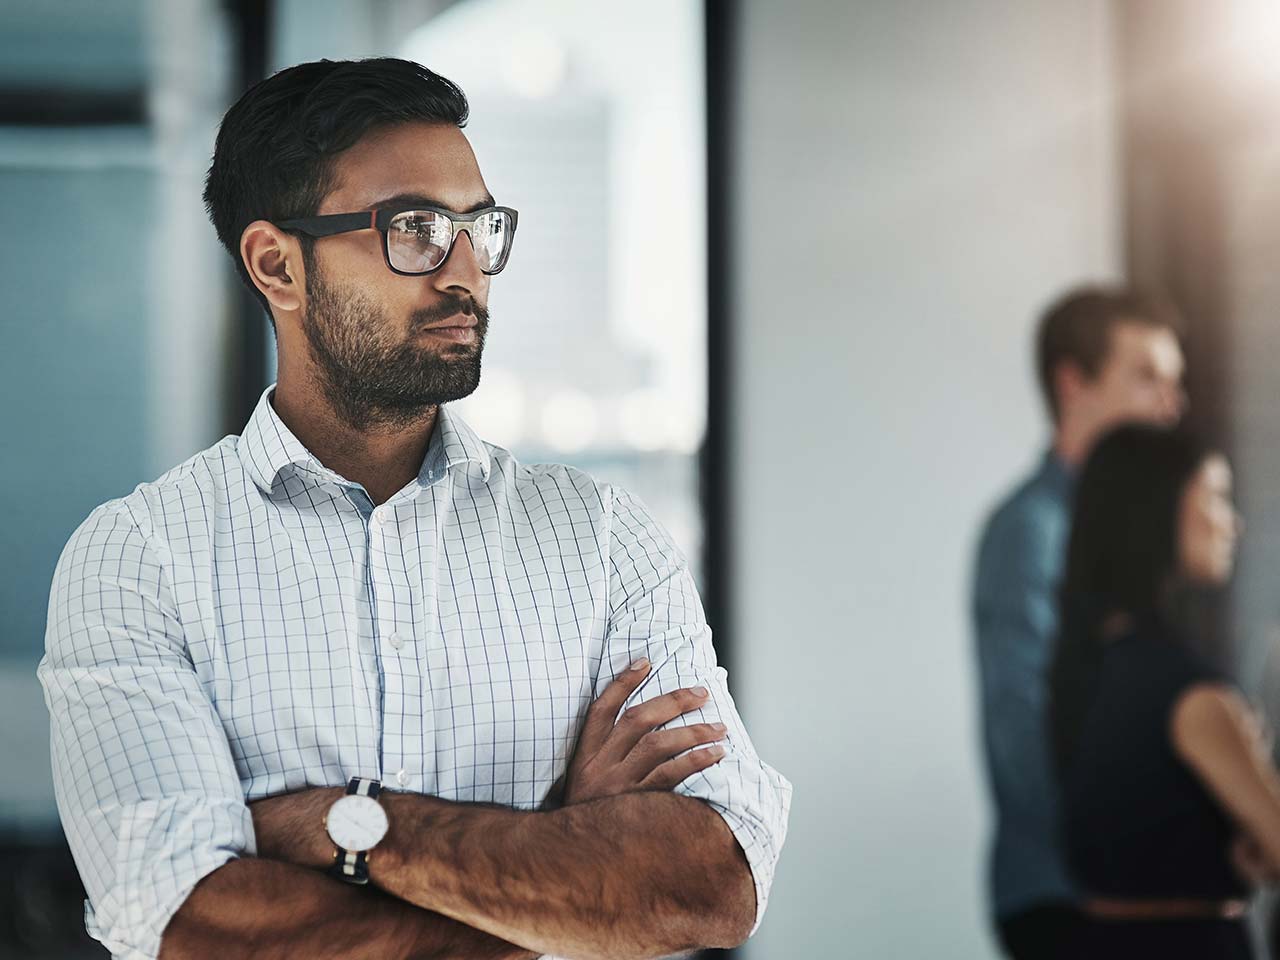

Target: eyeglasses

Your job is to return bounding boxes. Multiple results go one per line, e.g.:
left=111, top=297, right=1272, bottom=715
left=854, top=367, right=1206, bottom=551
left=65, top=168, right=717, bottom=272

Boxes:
left=277, top=205, right=518, bottom=276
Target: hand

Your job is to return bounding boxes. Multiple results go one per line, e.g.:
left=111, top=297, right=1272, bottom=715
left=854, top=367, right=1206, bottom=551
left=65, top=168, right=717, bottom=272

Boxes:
left=248, top=785, right=345, bottom=871
left=558, top=658, right=728, bottom=806
left=1230, top=832, right=1280, bottom=888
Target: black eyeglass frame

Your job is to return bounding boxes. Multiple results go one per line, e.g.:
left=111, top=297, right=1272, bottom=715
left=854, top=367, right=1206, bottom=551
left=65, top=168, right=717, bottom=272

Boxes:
left=276, top=204, right=519, bottom=276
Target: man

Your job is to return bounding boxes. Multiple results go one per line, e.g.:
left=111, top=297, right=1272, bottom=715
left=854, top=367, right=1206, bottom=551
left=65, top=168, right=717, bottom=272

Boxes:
left=40, top=58, right=790, bottom=960
left=974, top=287, right=1185, bottom=959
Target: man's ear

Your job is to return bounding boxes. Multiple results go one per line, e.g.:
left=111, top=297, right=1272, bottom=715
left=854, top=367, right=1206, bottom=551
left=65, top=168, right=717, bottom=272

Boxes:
left=240, top=220, right=305, bottom=313
left=1054, top=361, right=1088, bottom=413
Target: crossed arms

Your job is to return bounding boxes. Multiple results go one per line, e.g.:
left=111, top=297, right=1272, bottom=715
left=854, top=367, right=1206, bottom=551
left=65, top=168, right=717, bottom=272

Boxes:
left=159, top=663, right=756, bottom=960
left=42, top=496, right=788, bottom=960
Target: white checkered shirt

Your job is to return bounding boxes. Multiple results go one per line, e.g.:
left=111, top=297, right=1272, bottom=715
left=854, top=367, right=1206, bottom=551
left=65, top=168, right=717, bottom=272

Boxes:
left=39, top=385, right=792, bottom=960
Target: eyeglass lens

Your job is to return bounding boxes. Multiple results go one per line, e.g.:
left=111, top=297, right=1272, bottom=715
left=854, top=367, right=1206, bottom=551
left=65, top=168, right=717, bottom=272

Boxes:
left=386, top=210, right=513, bottom=275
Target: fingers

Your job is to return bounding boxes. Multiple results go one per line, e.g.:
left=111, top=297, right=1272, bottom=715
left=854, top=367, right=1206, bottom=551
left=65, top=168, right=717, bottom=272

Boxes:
left=575, top=658, right=653, bottom=759
left=632, top=722, right=728, bottom=767
left=605, top=684, right=713, bottom=762
left=640, top=744, right=728, bottom=791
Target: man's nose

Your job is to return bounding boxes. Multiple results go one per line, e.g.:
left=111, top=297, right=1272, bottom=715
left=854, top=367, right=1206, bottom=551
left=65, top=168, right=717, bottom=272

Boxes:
left=432, top=230, right=485, bottom=295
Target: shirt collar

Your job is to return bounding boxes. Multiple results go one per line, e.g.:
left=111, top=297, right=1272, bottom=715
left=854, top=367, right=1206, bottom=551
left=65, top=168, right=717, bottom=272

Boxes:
left=1039, top=448, right=1075, bottom=497
left=425, top=402, right=493, bottom=485
left=240, top=384, right=491, bottom=495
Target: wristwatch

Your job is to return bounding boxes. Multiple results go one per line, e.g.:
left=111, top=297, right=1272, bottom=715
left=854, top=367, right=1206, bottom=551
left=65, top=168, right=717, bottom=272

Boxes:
left=325, top=777, right=389, bottom=885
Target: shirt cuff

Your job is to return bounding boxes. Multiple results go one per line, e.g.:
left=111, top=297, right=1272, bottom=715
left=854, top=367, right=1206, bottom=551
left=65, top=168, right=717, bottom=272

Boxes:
left=87, top=797, right=255, bottom=960
left=703, top=786, right=792, bottom=937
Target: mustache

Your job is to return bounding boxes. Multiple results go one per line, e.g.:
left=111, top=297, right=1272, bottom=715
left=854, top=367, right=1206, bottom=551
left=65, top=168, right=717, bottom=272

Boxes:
left=412, top=296, right=489, bottom=328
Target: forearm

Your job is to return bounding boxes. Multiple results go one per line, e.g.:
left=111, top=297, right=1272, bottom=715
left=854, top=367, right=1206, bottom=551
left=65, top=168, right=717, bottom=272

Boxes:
left=372, top=791, right=755, bottom=960
left=159, top=856, right=537, bottom=960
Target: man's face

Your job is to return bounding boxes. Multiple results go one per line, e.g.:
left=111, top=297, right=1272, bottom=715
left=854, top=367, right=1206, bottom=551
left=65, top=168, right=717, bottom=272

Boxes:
left=297, top=121, right=496, bottom=429
left=1075, top=322, right=1186, bottom=437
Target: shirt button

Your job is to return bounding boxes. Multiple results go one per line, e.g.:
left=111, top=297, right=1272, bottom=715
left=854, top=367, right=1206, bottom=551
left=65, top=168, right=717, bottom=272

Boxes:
left=372, top=509, right=386, bottom=525
left=395, top=769, right=410, bottom=788
left=389, top=634, right=404, bottom=650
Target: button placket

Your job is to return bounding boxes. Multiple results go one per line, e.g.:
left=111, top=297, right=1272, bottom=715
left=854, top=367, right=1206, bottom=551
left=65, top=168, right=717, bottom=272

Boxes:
left=367, top=506, right=400, bottom=787
left=411, top=493, right=441, bottom=790
left=369, top=502, right=421, bottom=796
left=347, top=496, right=387, bottom=778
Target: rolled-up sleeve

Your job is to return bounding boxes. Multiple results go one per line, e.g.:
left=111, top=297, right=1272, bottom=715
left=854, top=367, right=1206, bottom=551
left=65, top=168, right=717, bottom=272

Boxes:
left=601, top=488, right=792, bottom=936
left=38, top=501, right=255, bottom=960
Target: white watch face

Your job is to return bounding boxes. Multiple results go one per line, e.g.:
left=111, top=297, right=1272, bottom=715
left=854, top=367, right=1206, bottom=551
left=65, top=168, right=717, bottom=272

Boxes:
left=326, top=794, right=389, bottom=852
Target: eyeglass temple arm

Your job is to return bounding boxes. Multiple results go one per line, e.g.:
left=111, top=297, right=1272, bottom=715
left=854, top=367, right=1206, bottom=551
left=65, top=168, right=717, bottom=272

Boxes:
left=276, top=211, right=376, bottom=238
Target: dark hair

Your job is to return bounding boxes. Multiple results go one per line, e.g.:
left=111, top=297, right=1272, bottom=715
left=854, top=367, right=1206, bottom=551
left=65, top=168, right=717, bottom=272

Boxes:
left=1049, top=424, right=1211, bottom=775
left=1036, top=286, right=1183, bottom=422
left=203, top=58, right=470, bottom=316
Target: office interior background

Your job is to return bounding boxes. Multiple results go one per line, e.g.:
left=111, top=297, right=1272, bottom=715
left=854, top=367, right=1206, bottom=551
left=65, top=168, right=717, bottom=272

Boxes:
left=5, top=0, right=1280, bottom=956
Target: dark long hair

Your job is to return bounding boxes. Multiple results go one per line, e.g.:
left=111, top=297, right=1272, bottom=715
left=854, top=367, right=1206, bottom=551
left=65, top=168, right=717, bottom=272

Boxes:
left=1049, top=425, right=1210, bottom=776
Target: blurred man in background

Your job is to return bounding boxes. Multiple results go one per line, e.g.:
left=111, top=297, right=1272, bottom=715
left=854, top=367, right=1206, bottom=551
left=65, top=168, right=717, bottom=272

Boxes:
left=974, top=287, right=1186, bottom=959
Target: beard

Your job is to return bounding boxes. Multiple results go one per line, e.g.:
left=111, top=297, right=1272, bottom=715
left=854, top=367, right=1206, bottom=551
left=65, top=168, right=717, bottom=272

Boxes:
left=300, top=260, right=489, bottom=431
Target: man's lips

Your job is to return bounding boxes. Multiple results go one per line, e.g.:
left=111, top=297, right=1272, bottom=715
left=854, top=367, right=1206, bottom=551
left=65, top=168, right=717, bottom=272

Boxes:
left=418, top=314, right=478, bottom=343
left=420, top=314, right=478, bottom=331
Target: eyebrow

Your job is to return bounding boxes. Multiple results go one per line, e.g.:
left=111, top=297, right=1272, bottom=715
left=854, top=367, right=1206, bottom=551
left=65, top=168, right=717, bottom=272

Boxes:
left=364, top=192, right=496, bottom=214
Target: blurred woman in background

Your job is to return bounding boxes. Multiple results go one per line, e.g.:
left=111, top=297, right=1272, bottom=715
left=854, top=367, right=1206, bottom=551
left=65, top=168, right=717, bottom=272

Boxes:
left=1049, top=425, right=1278, bottom=959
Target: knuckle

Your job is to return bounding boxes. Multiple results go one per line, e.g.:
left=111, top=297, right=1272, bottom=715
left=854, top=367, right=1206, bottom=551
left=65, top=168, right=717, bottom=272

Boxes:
left=654, top=699, right=679, bottom=717
left=591, top=687, right=621, bottom=709
left=645, top=762, right=674, bottom=782
left=651, top=705, right=683, bottom=726
left=660, top=729, right=692, bottom=750
left=646, top=738, right=676, bottom=759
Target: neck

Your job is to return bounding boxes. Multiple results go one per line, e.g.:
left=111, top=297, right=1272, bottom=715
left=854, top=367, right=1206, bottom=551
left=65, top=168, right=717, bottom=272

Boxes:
left=1052, top=417, right=1094, bottom=469
left=272, top=369, right=438, bottom=507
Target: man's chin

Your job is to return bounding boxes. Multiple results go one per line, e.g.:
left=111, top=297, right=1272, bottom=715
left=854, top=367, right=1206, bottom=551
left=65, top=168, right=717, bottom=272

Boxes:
left=410, top=374, right=482, bottom=406
left=412, top=339, right=481, bottom=361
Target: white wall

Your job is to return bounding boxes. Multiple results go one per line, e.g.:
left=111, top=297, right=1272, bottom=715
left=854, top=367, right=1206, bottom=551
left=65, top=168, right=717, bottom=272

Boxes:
left=730, top=2, right=1120, bottom=955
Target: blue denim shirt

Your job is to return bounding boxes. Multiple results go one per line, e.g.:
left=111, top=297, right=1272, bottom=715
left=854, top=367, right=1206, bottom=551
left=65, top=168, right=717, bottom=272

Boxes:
left=974, top=451, right=1077, bottom=919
